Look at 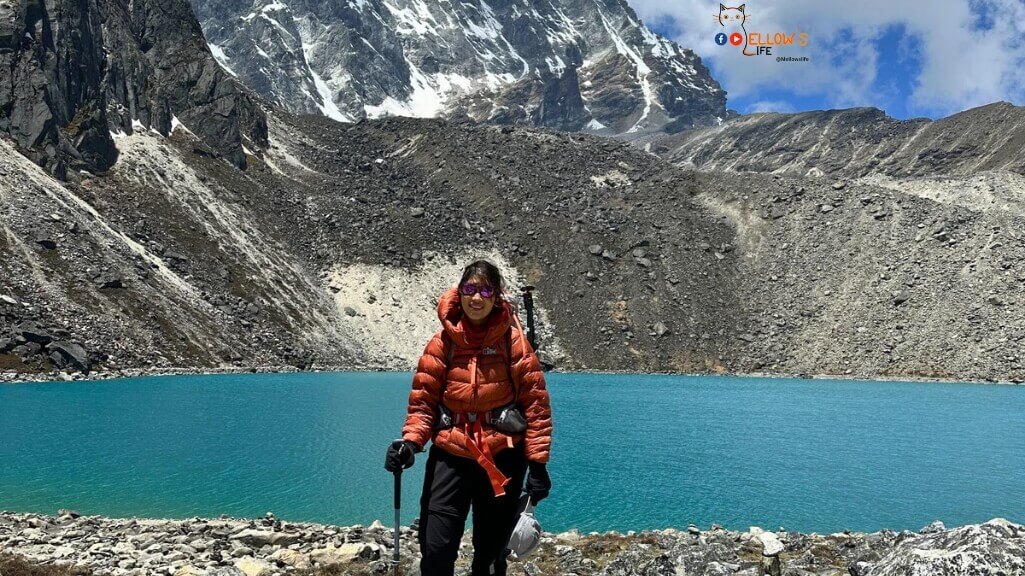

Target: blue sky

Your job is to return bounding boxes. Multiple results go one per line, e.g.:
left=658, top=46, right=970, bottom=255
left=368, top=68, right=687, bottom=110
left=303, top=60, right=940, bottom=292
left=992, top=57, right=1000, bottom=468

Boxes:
left=629, top=0, right=1025, bottom=120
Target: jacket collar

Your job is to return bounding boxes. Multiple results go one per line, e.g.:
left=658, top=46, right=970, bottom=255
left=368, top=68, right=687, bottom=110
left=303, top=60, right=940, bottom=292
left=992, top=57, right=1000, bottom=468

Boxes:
left=437, top=287, right=511, bottom=349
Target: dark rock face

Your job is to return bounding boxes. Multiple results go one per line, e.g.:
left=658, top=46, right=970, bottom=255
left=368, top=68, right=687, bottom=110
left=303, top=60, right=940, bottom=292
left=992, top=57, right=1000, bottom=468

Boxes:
left=189, top=0, right=728, bottom=135
left=97, top=0, right=269, bottom=168
left=535, top=67, right=587, bottom=131
left=0, top=0, right=117, bottom=178
left=460, top=67, right=589, bottom=132
left=0, top=0, right=267, bottom=178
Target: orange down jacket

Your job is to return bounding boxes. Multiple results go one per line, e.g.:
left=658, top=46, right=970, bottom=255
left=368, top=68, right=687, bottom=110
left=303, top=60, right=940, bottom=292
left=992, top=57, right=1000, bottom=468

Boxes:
left=402, top=287, right=553, bottom=482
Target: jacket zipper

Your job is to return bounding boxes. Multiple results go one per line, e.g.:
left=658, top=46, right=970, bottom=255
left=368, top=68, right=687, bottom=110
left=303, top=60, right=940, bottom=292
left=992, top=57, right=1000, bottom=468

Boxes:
left=469, top=354, right=479, bottom=400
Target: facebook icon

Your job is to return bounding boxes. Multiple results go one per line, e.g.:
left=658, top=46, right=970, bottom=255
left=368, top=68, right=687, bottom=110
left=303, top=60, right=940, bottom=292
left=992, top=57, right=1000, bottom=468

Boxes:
left=715, top=32, right=728, bottom=46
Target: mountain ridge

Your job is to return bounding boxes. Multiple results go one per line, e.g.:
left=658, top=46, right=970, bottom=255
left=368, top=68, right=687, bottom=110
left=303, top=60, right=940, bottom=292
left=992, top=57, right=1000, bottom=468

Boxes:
left=653, top=101, right=1025, bottom=178
left=191, top=0, right=731, bottom=135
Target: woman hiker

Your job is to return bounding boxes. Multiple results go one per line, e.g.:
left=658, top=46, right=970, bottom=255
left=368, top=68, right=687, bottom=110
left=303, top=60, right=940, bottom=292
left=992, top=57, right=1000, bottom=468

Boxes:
left=384, top=259, right=553, bottom=576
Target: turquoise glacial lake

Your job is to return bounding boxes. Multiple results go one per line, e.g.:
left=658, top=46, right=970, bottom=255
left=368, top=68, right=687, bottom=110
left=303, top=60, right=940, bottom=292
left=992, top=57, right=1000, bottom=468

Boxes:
left=1, top=372, right=1023, bottom=534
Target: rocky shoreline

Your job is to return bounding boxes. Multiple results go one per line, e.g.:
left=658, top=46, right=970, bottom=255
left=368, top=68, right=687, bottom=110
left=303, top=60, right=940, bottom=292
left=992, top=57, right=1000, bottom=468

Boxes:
left=1, top=512, right=1022, bottom=576
left=2, top=365, right=1022, bottom=386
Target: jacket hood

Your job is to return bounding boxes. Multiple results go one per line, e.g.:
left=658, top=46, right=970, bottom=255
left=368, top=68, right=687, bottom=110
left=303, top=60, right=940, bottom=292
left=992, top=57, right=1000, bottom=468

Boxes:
left=437, top=287, right=512, bottom=349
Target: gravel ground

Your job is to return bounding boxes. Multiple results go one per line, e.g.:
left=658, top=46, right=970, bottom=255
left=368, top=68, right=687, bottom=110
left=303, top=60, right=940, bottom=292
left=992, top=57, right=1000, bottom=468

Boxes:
left=2, top=512, right=1022, bottom=576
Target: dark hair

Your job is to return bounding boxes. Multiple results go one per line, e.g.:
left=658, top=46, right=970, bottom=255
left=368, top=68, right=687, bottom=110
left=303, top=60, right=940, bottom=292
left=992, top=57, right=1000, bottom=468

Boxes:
left=459, top=259, right=505, bottom=302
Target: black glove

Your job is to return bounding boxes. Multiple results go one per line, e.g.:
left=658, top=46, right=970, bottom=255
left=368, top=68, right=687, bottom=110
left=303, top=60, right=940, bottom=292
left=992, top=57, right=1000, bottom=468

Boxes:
left=384, top=439, right=420, bottom=472
left=525, top=462, right=551, bottom=505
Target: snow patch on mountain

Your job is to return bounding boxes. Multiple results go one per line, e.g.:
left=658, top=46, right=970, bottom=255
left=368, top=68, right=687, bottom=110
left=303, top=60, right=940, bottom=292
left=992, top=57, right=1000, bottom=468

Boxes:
left=310, top=69, right=349, bottom=121
left=382, top=0, right=441, bottom=36
left=207, top=43, right=237, bottom=77
left=366, top=66, right=476, bottom=119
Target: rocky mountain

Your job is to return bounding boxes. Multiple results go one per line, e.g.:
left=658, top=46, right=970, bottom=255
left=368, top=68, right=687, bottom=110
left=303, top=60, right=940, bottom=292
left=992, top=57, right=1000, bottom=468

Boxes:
left=0, top=4, right=739, bottom=377
left=0, top=0, right=267, bottom=179
left=189, top=0, right=729, bottom=135
left=4, top=102, right=1024, bottom=382
left=0, top=105, right=749, bottom=378
left=642, top=102, right=1025, bottom=382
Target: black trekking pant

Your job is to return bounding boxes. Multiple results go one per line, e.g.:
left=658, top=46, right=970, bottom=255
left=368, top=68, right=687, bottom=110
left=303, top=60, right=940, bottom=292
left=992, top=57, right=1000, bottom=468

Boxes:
left=417, top=443, right=528, bottom=576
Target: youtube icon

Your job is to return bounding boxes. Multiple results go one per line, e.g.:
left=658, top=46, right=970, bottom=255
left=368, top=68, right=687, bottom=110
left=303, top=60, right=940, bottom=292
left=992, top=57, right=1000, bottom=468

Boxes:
left=729, top=32, right=744, bottom=46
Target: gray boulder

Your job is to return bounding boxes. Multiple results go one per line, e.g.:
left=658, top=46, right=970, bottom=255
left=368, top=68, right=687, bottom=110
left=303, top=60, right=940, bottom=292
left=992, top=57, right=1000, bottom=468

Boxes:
left=19, top=323, right=52, bottom=344
left=48, top=341, right=90, bottom=372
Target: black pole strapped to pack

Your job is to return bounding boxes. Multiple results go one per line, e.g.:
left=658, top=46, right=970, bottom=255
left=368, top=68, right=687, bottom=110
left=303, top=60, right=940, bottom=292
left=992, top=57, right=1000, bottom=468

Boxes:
left=521, top=285, right=537, bottom=351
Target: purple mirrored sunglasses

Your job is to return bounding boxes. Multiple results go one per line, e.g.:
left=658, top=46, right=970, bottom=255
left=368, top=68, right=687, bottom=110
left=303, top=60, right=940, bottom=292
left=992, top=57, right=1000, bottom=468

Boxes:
left=460, top=283, right=495, bottom=298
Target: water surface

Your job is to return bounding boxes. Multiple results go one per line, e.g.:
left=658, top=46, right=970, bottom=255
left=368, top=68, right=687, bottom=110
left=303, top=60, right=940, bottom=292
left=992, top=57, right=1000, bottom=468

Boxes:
left=1, top=372, right=1023, bottom=533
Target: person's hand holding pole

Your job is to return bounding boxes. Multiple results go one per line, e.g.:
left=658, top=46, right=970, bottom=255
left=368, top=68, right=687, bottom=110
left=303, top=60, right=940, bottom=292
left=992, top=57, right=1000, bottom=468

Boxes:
left=385, top=439, right=419, bottom=472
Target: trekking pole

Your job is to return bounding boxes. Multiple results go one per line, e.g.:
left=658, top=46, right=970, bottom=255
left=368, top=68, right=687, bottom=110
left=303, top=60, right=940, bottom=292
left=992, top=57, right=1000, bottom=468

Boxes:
left=393, top=469, right=401, bottom=576
left=521, top=285, right=555, bottom=371
left=521, top=285, right=537, bottom=350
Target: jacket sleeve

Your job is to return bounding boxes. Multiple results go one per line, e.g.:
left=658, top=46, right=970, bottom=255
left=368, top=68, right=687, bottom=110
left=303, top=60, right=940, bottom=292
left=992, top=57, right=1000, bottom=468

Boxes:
left=401, top=331, right=449, bottom=449
left=510, top=327, right=552, bottom=463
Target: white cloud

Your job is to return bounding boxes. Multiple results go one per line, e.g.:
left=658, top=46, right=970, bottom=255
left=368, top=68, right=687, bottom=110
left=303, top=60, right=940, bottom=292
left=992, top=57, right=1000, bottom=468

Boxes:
left=747, top=100, right=796, bottom=113
left=626, top=0, right=1025, bottom=117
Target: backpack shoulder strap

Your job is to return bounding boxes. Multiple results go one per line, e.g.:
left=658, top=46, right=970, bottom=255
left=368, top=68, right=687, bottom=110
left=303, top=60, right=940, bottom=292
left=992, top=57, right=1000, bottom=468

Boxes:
left=438, top=331, right=452, bottom=402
